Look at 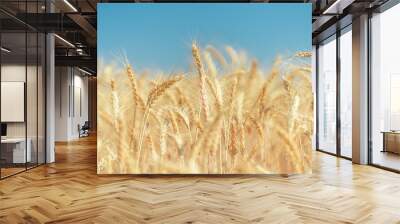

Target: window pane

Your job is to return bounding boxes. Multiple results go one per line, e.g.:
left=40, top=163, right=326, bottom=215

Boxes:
left=318, top=36, right=337, bottom=154
left=340, top=28, right=352, bottom=158
left=371, top=3, right=400, bottom=171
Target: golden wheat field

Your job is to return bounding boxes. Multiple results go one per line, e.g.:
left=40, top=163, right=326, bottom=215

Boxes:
left=97, top=42, right=313, bottom=174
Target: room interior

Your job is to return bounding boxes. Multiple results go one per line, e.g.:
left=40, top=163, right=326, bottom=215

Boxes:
left=0, top=0, right=400, bottom=223
left=0, top=30, right=46, bottom=178
left=370, top=4, right=400, bottom=170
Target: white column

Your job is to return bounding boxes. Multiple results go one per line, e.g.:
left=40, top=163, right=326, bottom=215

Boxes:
left=352, top=14, right=369, bottom=164
left=45, top=0, right=56, bottom=163
left=46, top=32, right=55, bottom=163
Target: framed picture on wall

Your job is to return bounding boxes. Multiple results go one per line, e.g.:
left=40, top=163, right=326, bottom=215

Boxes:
left=97, top=3, right=313, bottom=174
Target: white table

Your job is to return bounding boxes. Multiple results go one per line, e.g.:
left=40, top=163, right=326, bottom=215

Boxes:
left=1, top=138, right=31, bottom=163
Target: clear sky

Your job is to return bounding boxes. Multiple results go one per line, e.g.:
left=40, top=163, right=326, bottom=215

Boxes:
left=98, top=3, right=311, bottom=72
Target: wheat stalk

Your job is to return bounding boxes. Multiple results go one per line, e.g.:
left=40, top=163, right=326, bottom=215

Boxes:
left=146, top=75, right=183, bottom=107
left=126, top=65, right=139, bottom=151
left=204, top=51, right=217, bottom=79
left=206, top=45, right=227, bottom=68
left=192, top=42, right=209, bottom=122
left=136, top=75, right=183, bottom=171
left=109, top=80, right=129, bottom=172
left=205, top=76, right=222, bottom=112
left=194, top=114, right=222, bottom=172
left=98, top=45, right=313, bottom=174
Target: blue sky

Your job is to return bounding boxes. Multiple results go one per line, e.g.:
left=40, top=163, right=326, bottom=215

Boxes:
left=98, top=3, right=311, bottom=72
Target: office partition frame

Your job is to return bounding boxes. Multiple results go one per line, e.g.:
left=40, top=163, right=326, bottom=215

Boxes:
left=0, top=0, right=47, bottom=180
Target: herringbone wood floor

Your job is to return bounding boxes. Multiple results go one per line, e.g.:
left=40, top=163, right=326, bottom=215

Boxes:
left=1, top=135, right=400, bottom=224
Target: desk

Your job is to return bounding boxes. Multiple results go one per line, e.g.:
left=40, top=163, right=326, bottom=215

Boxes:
left=1, top=138, right=31, bottom=163
left=382, top=131, right=400, bottom=154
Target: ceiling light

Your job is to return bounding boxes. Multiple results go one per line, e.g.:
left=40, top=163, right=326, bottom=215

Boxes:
left=63, top=0, right=78, bottom=12
left=323, top=0, right=341, bottom=14
left=78, top=67, right=93, bottom=76
left=54, top=34, right=75, bottom=48
left=1, top=47, right=11, bottom=53
left=323, top=0, right=354, bottom=15
left=76, top=48, right=85, bottom=55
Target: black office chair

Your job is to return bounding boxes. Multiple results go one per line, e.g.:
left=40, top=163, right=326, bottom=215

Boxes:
left=79, top=121, right=90, bottom=138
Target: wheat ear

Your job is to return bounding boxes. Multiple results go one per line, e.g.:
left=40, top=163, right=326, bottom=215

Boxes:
left=206, top=45, right=227, bottom=68
left=188, top=113, right=222, bottom=172
left=192, top=42, right=209, bottom=122
left=226, top=46, right=239, bottom=67
left=110, top=80, right=127, bottom=172
left=126, top=65, right=139, bottom=151
left=205, top=76, right=222, bottom=112
left=136, top=75, right=183, bottom=171
left=204, top=51, right=217, bottom=79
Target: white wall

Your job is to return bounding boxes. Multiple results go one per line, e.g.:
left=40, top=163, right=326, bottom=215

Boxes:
left=71, top=73, right=89, bottom=138
left=1, top=65, right=27, bottom=140
left=1, top=64, right=46, bottom=164
left=55, top=67, right=70, bottom=141
left=55, top=67, right=89, bottom=141
left=1, top=65, right=38, bottom=137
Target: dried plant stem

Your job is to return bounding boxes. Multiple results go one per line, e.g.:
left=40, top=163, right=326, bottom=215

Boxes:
left=98, top=43, right=313, bottom=174
left=192, top=42, right=209, bottom=122
left=126, top=65, right=138, bottom=150
left=226, top=77, right=238, bottom=158
left=206, top=76, right=223, bottom=112
left=206, top=45, right=227, bottom=68
left=110, top=80, right=127, bottom=172
left=136, top=76, right=183, bottom=171
left=204, top=51, right=217, bottom=79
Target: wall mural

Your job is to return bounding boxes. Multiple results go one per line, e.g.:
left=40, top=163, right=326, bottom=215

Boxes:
left=97, top=3, right=313, bottom=174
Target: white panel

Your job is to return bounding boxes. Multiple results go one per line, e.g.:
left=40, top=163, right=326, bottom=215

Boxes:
left=1, top=82, right=25, bottom=122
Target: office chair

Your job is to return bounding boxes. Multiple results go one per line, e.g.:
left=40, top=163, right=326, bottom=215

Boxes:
left=79, top=121, right=90, bottom=138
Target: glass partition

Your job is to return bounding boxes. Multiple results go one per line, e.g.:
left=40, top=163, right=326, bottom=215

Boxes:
left=0, top=1, right=46, bottom=179
left=1, top=30, right=28, bottom=177
left=26, top=0, right=43, bottom=169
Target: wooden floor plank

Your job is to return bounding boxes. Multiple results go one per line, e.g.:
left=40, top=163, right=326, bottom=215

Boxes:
left=1, top=135, right=400, bottom=223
